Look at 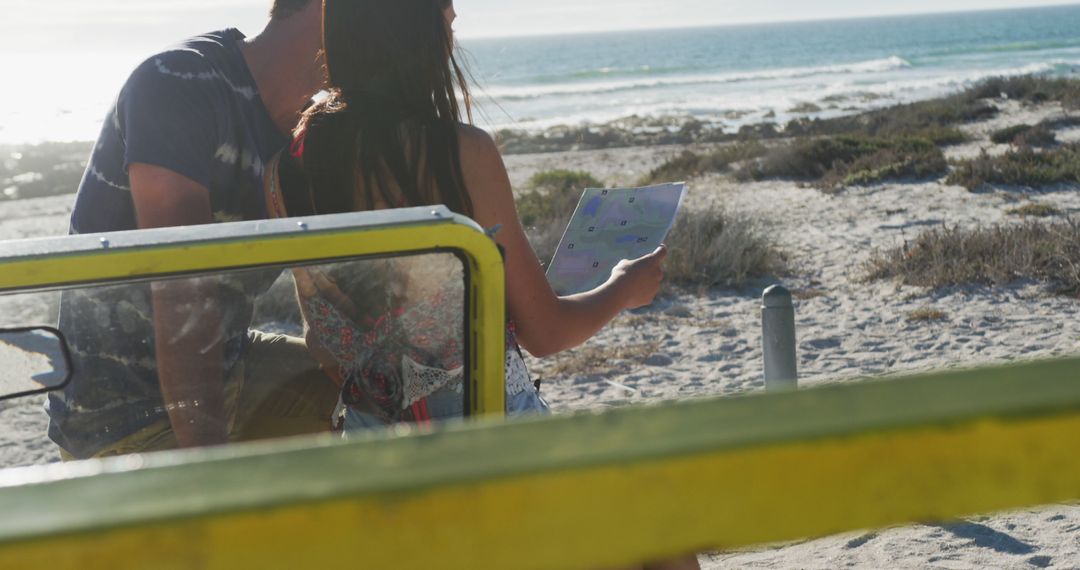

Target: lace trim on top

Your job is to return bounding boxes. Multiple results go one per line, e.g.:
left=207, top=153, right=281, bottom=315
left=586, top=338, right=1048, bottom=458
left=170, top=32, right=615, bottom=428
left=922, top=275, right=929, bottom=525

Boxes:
left=403, top=356, right=463, bottom=408
left=504, top=342, right=535, bottom=398
left=304, top=280, right=534, bottom=420
left=400, top=330, right=536, bottom=408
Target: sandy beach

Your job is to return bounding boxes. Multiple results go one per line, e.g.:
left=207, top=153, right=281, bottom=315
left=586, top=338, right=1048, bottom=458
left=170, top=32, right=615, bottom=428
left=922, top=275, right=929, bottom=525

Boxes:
left=2, top=95, right=1080, bottom=567
left=509, top=98, right=1080, bottom=568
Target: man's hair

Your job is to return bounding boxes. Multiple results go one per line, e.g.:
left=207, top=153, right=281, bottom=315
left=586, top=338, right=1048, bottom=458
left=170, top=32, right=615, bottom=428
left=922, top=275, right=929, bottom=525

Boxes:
left=270, top=0, right=313, bottom=20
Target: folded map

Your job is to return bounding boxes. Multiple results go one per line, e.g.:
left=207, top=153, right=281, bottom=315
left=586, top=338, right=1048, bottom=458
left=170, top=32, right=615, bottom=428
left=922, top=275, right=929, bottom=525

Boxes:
left=546, top=182, right=687, bottom=295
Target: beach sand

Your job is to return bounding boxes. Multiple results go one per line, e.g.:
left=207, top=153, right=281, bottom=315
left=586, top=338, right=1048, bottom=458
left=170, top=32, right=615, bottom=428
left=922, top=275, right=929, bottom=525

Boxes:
left=2, top=101, right=1080, bottom=568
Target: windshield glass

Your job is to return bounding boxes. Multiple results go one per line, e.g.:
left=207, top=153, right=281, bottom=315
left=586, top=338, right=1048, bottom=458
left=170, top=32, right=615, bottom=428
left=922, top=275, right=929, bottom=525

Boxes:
left=0, top=252, right=467, bottom=469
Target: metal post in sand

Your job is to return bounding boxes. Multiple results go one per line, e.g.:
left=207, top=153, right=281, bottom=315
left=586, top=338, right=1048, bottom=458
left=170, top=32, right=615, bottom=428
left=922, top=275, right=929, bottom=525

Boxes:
left=762, top=285, right=798, bottom=392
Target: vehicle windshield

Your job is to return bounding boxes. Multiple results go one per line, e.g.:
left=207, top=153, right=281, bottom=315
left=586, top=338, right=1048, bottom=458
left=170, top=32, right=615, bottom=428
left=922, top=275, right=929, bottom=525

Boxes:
left=0, top=252, right=467, bottom=469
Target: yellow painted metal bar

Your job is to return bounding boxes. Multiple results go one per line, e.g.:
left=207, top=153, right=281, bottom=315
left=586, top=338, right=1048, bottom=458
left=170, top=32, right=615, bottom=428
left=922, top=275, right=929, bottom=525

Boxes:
left=1, top=357, right=1078, bottom=569
left=0, top=215, right=506, bottom=416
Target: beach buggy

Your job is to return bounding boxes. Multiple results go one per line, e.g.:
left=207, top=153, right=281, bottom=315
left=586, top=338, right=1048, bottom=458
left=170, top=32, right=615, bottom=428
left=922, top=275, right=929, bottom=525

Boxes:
left=0, top=208, right=1078, bottom=568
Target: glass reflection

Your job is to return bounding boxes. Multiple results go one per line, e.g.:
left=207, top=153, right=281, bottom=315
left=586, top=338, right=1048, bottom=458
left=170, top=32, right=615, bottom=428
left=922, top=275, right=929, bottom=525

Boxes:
left=0, top=252, right=466, bottom=469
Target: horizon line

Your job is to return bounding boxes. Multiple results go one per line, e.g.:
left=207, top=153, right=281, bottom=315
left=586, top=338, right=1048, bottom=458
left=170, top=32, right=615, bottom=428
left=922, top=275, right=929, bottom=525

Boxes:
left=457, top=1, right=1080, bottom=41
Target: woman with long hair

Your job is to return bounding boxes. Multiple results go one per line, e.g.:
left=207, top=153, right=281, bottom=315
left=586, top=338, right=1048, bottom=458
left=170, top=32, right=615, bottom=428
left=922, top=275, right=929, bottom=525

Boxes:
left=267, top=0, right=668, bottom=429
left=267, top=7, right=697, bottom=565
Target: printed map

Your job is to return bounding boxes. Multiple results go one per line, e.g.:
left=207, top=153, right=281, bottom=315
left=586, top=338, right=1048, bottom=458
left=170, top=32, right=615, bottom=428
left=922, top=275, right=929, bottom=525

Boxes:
left=546, top=182, right=687, bottom=295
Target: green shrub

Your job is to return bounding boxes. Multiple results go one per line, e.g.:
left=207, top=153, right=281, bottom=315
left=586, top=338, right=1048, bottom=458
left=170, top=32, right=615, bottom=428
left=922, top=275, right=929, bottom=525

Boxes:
left=527, top=169, right=603, bottom=194
left=737, top=135, right=947, bottom=190
left=834, top=145, right=948, bottom=188
left=1040, top=116, right=1080, bottom=130
left=516, top=170, right=603, bottom=227
left=784, top=77, right=1080, bottom=143
left=639, top=141, right=767, bottom=185
left=990, top=124, right=1057, bottom=147
left=640, top=151, right=702, bottom=185
left=495, top=118, right=735, bottom=155
left=946, top=145, right=1080, bottom=191
left=493, top=76, right=1080, bottom=156
left=789, top=102, right=823, bottom=114
left=866, top=220, right=1080, bottom=297
left=517, top=170, right=604, bottom=266
left=992, top=124, right=1035, bottom=144
left=965, top=76, right=1080, bottom=109
left=784, top=96, right=989, bottom=142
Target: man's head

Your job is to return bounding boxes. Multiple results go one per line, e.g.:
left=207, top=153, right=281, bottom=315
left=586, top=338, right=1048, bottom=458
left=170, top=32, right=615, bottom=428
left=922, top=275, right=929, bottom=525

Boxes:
left=271, top=0, right=315, bottom=20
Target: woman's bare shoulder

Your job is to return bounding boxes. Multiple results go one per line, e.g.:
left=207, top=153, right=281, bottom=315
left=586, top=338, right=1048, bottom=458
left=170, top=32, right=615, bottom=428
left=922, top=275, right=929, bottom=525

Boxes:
left=455, top=124, right=502, bottom=164
left=453, top=124, right=514, bottom=222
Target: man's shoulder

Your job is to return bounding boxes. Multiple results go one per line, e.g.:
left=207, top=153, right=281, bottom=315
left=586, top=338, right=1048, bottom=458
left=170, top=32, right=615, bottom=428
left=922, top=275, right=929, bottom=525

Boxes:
left=123, top=29, right=251, bottom=98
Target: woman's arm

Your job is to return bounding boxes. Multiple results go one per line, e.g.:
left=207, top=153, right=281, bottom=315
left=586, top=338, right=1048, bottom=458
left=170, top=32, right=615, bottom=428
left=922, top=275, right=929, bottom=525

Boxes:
left=457, top=126, right=666, bottom=358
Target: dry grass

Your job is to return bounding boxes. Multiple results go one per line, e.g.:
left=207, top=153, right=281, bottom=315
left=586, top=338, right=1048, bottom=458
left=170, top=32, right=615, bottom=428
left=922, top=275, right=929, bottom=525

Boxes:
left=1007, top=203, right=1062, bottom=218
left=546, top=341, right=661, bottom=377
left=664, top=206, right=785, bottom=290
left=866, top=220, right=1080, bottom=296
left=792, top=288, right=829, bottom=301
left=907, top=307, right=949, bottom=322
left=620, top=313, right=663, bottom=329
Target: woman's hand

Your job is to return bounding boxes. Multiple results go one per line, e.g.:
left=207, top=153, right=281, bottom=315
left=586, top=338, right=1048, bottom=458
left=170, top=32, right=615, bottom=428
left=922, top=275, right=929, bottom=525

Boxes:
left=457, top=125, right=669, bottom=356
left=609, top=245, right=668, bottom=309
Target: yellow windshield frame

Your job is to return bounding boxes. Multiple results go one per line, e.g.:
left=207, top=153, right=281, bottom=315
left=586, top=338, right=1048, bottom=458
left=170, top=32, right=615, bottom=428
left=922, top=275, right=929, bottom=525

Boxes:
left=0, top=207, right=506, bottom=416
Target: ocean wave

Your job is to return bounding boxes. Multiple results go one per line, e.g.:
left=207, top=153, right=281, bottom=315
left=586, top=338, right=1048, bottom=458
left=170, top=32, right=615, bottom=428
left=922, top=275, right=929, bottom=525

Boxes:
left=924, top=39, right=1080, bottom=59
left=568, top=64, right=662, bottom=79
left=482, top=56, right=913, bottom=101
left=482, top=57, right=1080, bottom=133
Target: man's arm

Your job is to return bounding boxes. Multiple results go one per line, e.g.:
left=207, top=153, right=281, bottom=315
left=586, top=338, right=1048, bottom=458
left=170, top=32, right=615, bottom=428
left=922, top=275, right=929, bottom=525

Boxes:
left=130, top=164, right=228, bottom=448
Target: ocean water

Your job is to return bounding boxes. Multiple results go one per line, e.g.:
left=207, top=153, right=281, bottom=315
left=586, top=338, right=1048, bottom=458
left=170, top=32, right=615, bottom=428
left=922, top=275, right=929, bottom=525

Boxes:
left=5, top=4, right=1080, bottom=144
left=464, top=4, right=1080, bottom=132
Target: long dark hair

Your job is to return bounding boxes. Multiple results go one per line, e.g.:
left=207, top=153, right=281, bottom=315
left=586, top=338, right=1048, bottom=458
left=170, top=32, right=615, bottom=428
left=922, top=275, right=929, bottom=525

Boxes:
left=296, top=0, right=474, bottom=218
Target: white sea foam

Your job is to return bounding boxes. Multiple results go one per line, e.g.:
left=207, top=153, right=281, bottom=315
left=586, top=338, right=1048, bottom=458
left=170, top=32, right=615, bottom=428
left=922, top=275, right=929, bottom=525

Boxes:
left=480, top=58, right=1080, bottom=133
left=482, top=56, right=914, bottom=101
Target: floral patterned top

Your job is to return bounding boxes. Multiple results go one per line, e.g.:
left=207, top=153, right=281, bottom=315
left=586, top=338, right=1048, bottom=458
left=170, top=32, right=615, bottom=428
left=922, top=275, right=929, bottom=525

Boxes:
left=264, top=152, right=536, bottom=425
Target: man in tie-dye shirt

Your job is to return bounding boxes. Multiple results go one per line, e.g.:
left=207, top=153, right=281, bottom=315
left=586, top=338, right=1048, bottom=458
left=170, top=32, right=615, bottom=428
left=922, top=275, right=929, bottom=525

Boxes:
left=48, top=0, right=337, bottom=459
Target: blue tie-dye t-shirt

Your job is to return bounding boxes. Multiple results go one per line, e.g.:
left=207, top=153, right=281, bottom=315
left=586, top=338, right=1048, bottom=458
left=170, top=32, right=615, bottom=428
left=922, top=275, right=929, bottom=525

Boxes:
left=49, top=30, right=291, bottom=458
left=70, top=29, right=287, bottom=232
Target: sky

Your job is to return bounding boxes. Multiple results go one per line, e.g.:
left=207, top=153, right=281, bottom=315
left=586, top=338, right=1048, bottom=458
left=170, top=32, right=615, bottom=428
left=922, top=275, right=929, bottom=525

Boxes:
left=0, top=0, right=1079, bottom=53
left=453, top=0, right=1080, bottom=38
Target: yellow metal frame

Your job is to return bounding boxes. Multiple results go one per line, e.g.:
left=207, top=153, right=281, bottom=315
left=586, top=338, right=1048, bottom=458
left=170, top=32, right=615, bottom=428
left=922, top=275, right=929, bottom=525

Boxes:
left=0, top=209, right=506, bottom=416
left=3, top=210, right=1079, bottom=569
left=1, top=356, right=1078, bottom=569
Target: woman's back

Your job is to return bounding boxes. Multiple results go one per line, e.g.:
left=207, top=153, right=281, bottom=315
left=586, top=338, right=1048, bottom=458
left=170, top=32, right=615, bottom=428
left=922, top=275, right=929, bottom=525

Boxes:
left=282, top=0, right=663, bottom=426
left=267, top=142, right=546, bottom=427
